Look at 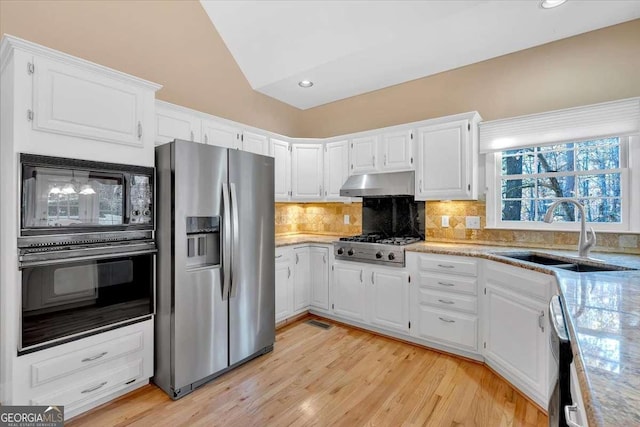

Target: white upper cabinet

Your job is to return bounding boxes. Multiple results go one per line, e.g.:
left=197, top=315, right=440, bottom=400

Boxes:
left=415, top=112, right=480, bottom=201
left=291, top=143, right=323, bottom=201
left=380, top=130, right=413, bottom=171
left=31, top=56, right=152, bottom=148
left=156, top=102, right=201, bottom=145
left=323, top=140, right=349, bottom=201
left=241, top=131, right=269, bottom=155
left=202, top=119, right=240, bottom=149
left=271, top=138, right=291, bottom=201
left=350, top=135, right=379, bottom=174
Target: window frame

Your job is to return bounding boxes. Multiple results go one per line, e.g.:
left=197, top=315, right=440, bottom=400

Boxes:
left=485, top=135, right=638, bottom=232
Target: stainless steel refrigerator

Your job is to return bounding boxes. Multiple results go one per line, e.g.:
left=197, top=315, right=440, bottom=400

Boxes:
left=154, top=140, right=275, bottom=399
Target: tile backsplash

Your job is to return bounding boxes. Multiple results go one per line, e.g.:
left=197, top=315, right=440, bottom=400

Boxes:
left=275, top=203, right=362, bottom=235
left=276, top=200, right=640, bottom=254
left=425, top=200, right=640, bottom=254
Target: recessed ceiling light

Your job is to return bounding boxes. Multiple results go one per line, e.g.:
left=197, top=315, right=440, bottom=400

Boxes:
left=540, top=0, right=567, bottom=9
left=298, top=80, right=314, bottom=88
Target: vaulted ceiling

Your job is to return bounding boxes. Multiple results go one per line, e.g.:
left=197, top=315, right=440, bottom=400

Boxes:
left=200, top=1, right=640, bottom=110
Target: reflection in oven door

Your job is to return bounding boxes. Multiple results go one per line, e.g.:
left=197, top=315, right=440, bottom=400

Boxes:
left=21, top=254, right=153, bottom=352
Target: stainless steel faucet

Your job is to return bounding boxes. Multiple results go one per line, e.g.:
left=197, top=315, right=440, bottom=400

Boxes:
left=543, top=198, right=596, bottom=258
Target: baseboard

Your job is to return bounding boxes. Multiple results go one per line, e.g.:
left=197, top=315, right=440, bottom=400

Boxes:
left=276, top=311, right=310, bottom=330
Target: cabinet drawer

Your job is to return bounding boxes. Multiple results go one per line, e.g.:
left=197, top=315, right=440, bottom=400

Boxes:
left=418, top=272, right=477, bottom=295
left=417, top=288, right=477, bottom=314
left=415, top=305, right=477, bottom=351
left=31, top=358, right=144, bottom=408
left=417, top=255, right=478, bottom=276
left=31, top=331, right=144, bottom=387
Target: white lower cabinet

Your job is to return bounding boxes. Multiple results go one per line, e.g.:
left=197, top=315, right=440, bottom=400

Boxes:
left=309, top=246, right=329, bottom=310
left=293, top=247, right=311, bottom=312
left=331, top=261, right=409, bottom=333
left=12, top=320, right=153, bottom=420
left=369, top=268, right=409, bottom=334
left=332, top=262, right=367, bottom=322
left=408, top=253, right=480, bottom=355
left=275, top=247, right=294, bottom=322
left=483, top=260, right=554, bottom=408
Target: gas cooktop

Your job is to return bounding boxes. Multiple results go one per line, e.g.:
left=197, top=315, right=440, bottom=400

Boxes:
left=334, top=235, right=422, bottom=267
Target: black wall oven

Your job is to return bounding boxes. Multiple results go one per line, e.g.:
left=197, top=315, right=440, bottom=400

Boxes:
left=18, top=154, right=156, bottom=353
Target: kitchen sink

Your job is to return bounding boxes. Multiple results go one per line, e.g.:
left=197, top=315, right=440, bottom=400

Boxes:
left=496, top=253, right=569, bottom=266
left=494, top=251, right=635, bottom=273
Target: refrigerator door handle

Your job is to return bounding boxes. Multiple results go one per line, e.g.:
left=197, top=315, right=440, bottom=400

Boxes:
left=229, top=182, right=241, bottom=298
left=222, top=183, right=232, bottom=300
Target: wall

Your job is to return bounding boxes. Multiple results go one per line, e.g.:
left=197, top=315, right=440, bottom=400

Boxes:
left=0, top=0, right=302, bottom=136
left=297, top=19, right=640, bottom=138
left=275, top=203, right=361, bottom=236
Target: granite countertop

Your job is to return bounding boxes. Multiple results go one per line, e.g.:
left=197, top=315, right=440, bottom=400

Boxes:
left=275, top=233, right=341, bottom=247
left=406, top=241, right=640, bottom=427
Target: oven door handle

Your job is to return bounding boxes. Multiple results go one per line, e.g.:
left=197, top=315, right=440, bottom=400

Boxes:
left=19, top=248, right=157, bottom=268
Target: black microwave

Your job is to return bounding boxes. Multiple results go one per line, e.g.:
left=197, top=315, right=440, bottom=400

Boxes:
left=20, top=153, right=154, bottom=236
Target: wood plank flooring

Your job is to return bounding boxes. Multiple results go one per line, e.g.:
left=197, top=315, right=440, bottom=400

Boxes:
left=68, top=317, right=548, bottom=426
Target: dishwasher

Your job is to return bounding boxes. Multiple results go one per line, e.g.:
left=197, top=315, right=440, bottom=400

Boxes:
left=549, top=295, right=574, bottom=427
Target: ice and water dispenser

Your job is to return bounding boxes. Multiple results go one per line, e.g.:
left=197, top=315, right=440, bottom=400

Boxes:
left=185, top=216, right=220, bottom=269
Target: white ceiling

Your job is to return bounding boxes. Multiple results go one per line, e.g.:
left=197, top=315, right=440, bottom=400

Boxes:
left=200, top=1, right=640, bottom=110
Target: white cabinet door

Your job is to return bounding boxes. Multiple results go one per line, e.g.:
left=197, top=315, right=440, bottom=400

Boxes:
left=332, top=263, right=366, bottom=322
left=155, top=103, right=201, bottom=145
left=381, top=130, right=413, bottom=172
left=202, top=119, right=240, bottom=149
left=271, top=138, right=291, bottom=201
left=291, top=143, right=323, bottom=201
left=275, top=250, right=293, bottom=322
left=309, top=246, right=329, bottom=310
left=242, top=131, right=269, bottom=155
left=350, top=135, right=378, bottom=174
left=293, top=247, right=310, bottom=312
left=32, top=56, right=146, bottom=147
left=324, top=140, right=349, bottom=201
left=369, top=268, right=409, bottom=334
left=416, top=119, right=473, bottom=200
left=484, top=281, right=548, bottom=405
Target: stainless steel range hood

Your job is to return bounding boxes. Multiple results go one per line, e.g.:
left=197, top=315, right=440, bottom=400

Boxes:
left=340, top=171, right=415, bottom=197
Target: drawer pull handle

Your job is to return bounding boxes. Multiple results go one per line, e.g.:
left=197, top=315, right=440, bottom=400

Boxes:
left=437, top=264, right=455, bottom=269
left=438, top=317, right=455, bottom=323
left=437, top=282, right=454, bottom=287
left=438, top=299, right=455, bottom=305
left=81, top=381, right=107, bottom=394
left=81, top=351, right=108, bottom=362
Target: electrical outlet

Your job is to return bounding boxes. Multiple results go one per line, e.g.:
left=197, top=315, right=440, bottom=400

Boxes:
left=441, top=215, right=450, bottom=228
left=344, top=215, right=350, bottom=224
left=465, top=216, right=481, bottom=229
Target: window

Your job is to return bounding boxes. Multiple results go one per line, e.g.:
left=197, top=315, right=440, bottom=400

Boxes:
left=486, top=137, right=633, bottom=231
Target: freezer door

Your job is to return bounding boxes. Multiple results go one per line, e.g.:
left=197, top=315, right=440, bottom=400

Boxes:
left=228, top=150, right=275, bottom=365
left=172, top=141, right=229, bottom=391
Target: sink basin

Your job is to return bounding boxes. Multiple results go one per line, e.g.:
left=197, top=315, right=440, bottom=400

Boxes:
left=497, top=253, right=569, bottom=266
left=555, top=263, right=630, bottom=273
left=494, top=251, right=635, bottom=273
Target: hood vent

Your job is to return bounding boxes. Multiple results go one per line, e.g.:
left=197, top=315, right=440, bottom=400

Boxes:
left=340, top=171, right=415, bottom=197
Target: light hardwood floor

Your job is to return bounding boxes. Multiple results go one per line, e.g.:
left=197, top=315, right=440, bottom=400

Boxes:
left=68, top=317, right=548, bottom=426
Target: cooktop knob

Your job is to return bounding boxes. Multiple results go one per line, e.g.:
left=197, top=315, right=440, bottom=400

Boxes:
left=388, top=252, right=396, bottom=260
left=375, top=251, right=383, bottom=259
left=337, top=248, right=344, bottom=255
left=347, top=249, right=354, bottom=256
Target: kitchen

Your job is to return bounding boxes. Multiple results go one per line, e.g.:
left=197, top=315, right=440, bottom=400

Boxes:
left=1, top=1, right=640, bottom=426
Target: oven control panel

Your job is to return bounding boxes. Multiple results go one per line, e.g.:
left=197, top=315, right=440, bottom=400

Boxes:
left=333, top=242, right=405, bottom=267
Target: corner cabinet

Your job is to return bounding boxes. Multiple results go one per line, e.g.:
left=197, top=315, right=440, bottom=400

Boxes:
left=309, top=246, right=330, bottom=310
left=291, top=142, right=324, bottom=201
left=275, top=248, right=294, bottom=322
left=415, top=112, right=481, bottom=200
left=482, top=260, right=554, bottom=408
